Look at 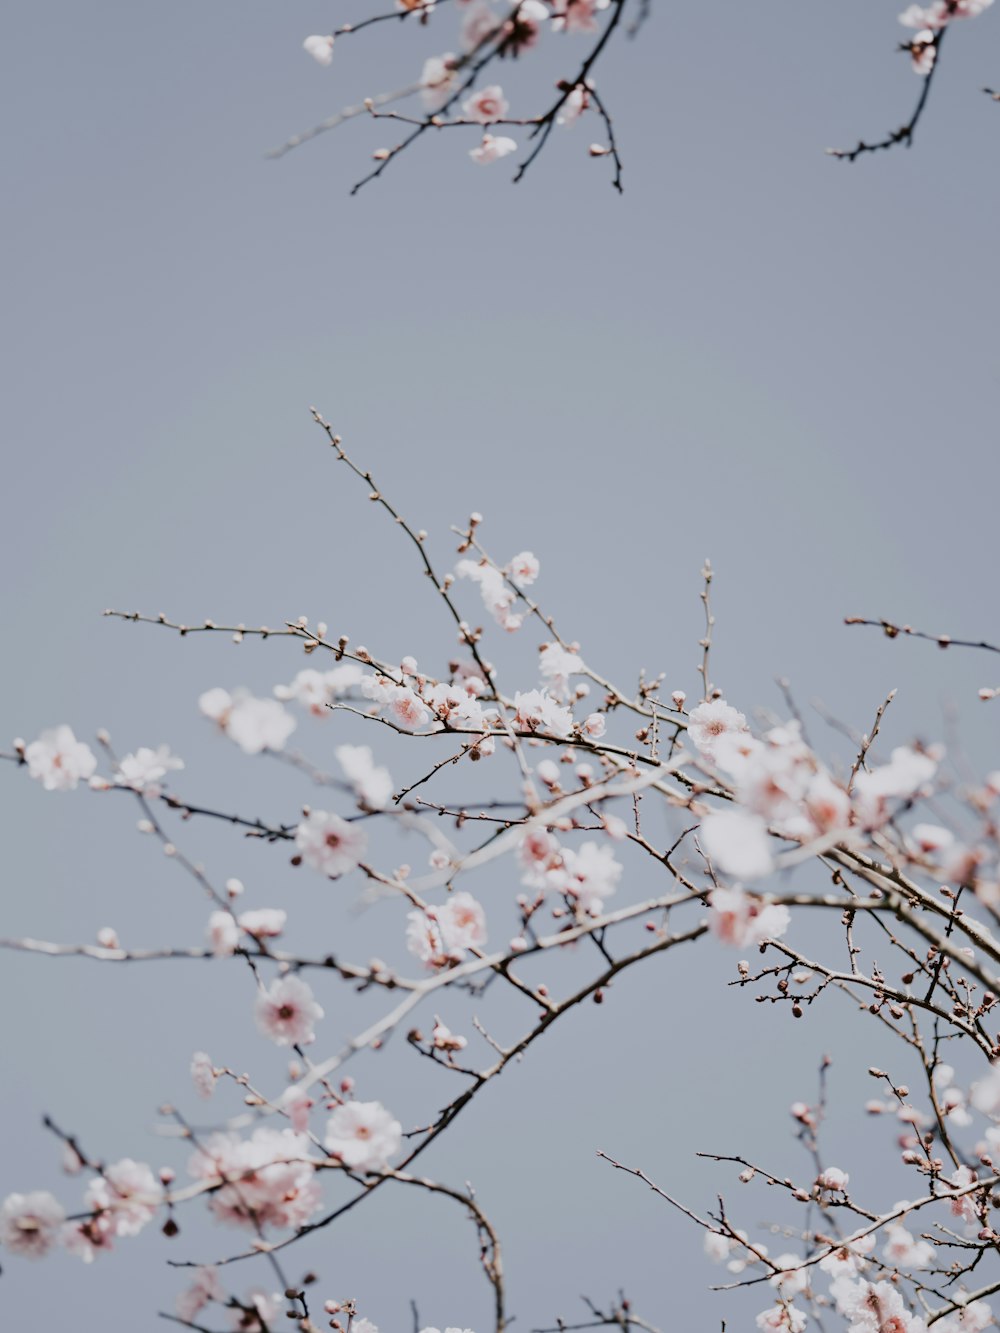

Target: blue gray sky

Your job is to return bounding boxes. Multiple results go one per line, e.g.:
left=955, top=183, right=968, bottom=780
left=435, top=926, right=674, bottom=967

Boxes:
left=2, top=1, right=999, bottom=1328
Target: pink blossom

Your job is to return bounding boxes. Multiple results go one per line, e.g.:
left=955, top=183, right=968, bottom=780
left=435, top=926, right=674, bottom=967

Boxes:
left=275, top=664, right=363, bottom=715
left=507, top=550, right=540, bottom=587
left=255, top=975, right=324, bottom=1046
left=296, top=810, right=367, bottom=877
left=84, top=1159, right=162, bottom=1237
left=462, top=84, right=509, bottom=123
left=461, top=0, right=502, bottom=52
left=456, top=558, right=521, bottom=628
left=25, top=726, right=97, bottom=791
left=882, top=1224, right=934, bottom=1268
left=231, top=1290, right=285, bottom=1332
left=278, top=1086, right=315, bottom=1133
left=325, top=1101, right=402, bottom=1171
left=0, top=1191, right=66, bottom=1258
left=768, top=1254, right=808, bottom=1298
left=853, top=746, right=937, bottom=827
left=407, top=910, right=446, bottom=965
left=470, top=133, right=518, bottom=165
left=336, top=744, right=394, bottom=809
left=438, top=891, right=487, bottom=952
left=176, top=1267, right=225, bottom=1323
left=208, top=909, right=240, bottom=957
left=833, top=1278, right=927, bottom=1333
left=700, top=809, right=774, bottom=880
left=303, top=34, right=334, bottom=64
left=189, top=1127, right=320, bottom=1231
left=115, top=744, right=183, bottom=793
left=539, top=642, right=584, bottom=700
left=513, top=689, right=573, bottom=737
left=432, top=1019, right=468, bottom=1052
left=709, top=887, right=790, bottom=947
left=755, top=1306, right=807, bottom=1333
left=238, top=908, right=287, bottom=939
left=550, top=0, right=607, bottom=33
left=387, top=685, right=432, bottom=731
left=582, top=712, right=606, bottom=739
left=421, top=53, right=458, bottom=110
left=817, top=1166, right=849, bottom=1191
left=557, top=82, right=592, bottom=127
left=948, top=1166, right=981, bottom=1227
left=191, top=1051, right=218, bottom=1100
left=199, top=688, right=296, bottom=754
left=560, top=840, right=622, bottom=913
left=687, top=699, right=749, bottom=760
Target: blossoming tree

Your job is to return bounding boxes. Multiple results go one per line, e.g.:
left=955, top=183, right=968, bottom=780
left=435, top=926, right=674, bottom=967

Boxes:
left=6, top=3, right=1000, bottom=1332
left=276, top=0, right=999, bottom=190
left=6, top=403, right=1000, bottom=1333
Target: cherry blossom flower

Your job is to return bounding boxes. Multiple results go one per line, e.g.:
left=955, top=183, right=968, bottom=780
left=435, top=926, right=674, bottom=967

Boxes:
left=456, top=558, right=521, bottom=627
left=25, top=726, right=97, bottom=791
left=947, top=1165, right=981, bottom=1228
left=324, top=1101, right=402, bottom=1171
left=507, top=550, right=540, bottom=587
left=560, top=840, right=621, bottom=913
left=755, top=1306, right=807, bottom=1333
left=539, top=642, right=583, bottom=700
left=115, top=744, right=183, bottom=793
left=819, top=1234, right=875, bottom=1277
left=232, top=1290, right=285, bottom=1332
left=191, top=1051, right=218, bottom=1100
left=303, top=34, right=335, bottom=64
left=503, top=0, right=549, bottom=52
left=0, top=1191, right=66, bottom=1259
left=275, top=664, right=364, bottom=715
left=461, top=0, right=502, bottom=52
left=208, top=909, right=240, bottom=958
left=582, top=712, right=606, bottom=739
left=513, top=689, right=573, bottom=736
left=700, top=808, right=774, bottom=881
left=336, top=744, right=394, bottom=809
left=406, top=909, right=446, bottom=965
left=470, top=133, right=518, bottom=165
left=853, top=746, right=938, bottom=827
left=463, top=85, right=509, bottom=123
left=238, top=908, right=287, bottom=939
left=385, top=685, right=432, bottom=731
left=935, top=1300, right=995, bottom=1332
left=85, top=1159, right=162, bottom=1237
left=768, top=1254, right=808, bottom=1299
left=438, top=891, right=487, bottom=952
left=883, top=1224, right=934, bottom=1268
left=278, top=1086, right=315, bottom=1133
left=61, top=1210, right=116, bottom=1262
left=971, top=1062, right=1000, bottom=1116
left=188, top=1128, right=320, bottom=1230
left=550, top=0, right=608, bottom=33
left=199, top=688, right=296, bottom=755
left=817, top=1166, right=849, bottom=1191
left=833, top=1278, right=927, bottom=1333
left=295, top=810, right=367, bottom=877
left=557, top=82, right=592, bottom=127
left=421, top=54, right=458, bottom=110
left=687, top=699, right=749, bottom=760
left=899, top=0, right=992, bottom=26
left=432, top=1019, right=468, bottom=1052
left=709, top=887, right=790, bottom=947
left=255, top=975, right=324, bottom=1046
left=176, top=1266, right=225, bottom=1323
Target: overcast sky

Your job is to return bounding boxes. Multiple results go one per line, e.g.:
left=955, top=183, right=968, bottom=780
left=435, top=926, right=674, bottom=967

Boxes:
left=2, top=1, right=999, bottom=1329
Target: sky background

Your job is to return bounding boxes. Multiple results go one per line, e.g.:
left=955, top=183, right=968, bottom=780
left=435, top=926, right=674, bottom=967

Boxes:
left=2, top=0, right=999, bottom=1328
